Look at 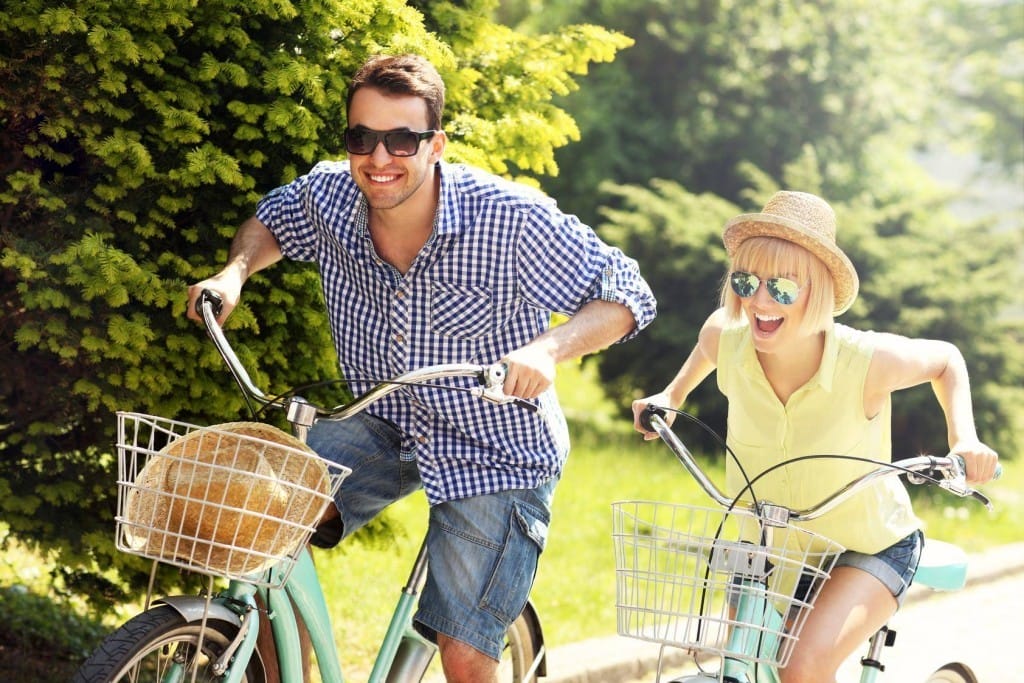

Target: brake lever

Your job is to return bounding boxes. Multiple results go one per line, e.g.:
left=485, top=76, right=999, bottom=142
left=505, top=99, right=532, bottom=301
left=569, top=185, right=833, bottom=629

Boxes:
left=471, top=363, right=539, bottom=413
left=938, top=454, right=998, bottom=512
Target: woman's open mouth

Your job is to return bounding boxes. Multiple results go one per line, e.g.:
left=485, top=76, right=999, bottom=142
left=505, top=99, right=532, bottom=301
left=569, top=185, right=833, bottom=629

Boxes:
left=755, top=313, right=783, bottom=334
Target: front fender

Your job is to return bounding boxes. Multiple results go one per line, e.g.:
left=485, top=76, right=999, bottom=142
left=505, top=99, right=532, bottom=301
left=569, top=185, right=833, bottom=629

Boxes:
left=154, top=595, right=245, bottom=626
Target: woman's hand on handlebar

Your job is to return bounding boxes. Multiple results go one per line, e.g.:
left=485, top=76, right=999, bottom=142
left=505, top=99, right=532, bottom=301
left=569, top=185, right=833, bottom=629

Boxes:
left=632, top=393, right=675, bottom=441
left=951, top=439, right=1000, bottom=485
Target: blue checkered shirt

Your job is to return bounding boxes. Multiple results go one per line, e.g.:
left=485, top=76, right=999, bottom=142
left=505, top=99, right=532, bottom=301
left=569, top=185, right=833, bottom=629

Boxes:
left=256, top=160, right=656, bottom=504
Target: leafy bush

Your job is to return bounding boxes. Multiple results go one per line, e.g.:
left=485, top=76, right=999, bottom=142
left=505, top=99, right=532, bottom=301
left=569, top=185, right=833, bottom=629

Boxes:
left=0, top=0, right=630, bottom=609
left=0, top=586, right=106, bottom=664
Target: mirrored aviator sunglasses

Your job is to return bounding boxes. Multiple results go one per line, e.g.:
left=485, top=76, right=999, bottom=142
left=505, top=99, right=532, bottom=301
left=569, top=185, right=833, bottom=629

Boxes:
left=729, top=271, right=802, bottom=305
left=344, top=127, right=437, bottom=157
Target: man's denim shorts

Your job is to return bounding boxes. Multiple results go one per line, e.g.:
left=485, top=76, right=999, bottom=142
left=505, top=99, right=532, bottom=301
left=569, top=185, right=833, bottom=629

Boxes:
left=306, top=414, right=556, bottom=661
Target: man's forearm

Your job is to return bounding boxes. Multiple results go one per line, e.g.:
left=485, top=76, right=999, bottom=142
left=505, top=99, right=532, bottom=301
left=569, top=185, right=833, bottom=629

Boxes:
left=541, top=299, right=637, bottom=364
left=226, top=216, right=284, bottom=280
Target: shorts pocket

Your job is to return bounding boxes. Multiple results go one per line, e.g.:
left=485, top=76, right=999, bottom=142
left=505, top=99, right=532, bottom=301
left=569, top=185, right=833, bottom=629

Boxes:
left=479, top=500, right=549, bottom=623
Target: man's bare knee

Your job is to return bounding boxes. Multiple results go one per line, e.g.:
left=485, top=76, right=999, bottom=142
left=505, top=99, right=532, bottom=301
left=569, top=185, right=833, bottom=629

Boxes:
left=436, top=634, right=498, bottom=683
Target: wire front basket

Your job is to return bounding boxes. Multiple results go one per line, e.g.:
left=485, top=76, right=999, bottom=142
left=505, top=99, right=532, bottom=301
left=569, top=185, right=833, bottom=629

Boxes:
left=612, top=501, right=844, bottom=669
left=115, top=411, right=350, bottom=588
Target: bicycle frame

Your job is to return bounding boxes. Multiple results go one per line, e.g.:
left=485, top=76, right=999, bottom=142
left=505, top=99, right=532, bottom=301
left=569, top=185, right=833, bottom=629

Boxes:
left=634, top=408, right=994, bottom=683
left=651, top=531, right=975, bottom=683
left=137, top=291, right=544, bottom=682
left=150, top=539, right=439, bottom=682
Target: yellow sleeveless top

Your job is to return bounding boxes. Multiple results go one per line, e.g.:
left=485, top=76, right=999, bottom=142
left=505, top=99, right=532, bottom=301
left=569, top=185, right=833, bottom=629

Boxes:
left=717, top=322, right=921, bottom=554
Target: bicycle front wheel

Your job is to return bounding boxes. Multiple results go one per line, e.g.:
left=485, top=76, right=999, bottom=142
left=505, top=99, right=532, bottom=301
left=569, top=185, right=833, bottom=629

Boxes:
left=924, top=662, right=979, bottom=683
left=71, top=604, right=267, bottom=683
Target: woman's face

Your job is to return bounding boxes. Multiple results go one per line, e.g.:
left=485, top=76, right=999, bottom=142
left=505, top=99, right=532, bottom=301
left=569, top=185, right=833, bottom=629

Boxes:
left=736, top=266, right=814, bottom=356
left=726, top=237, right=834, bottom=353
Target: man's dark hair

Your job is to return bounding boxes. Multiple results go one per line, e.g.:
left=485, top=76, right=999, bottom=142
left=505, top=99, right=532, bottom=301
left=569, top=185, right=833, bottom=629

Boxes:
left=347, top=54, right=446, bottom=131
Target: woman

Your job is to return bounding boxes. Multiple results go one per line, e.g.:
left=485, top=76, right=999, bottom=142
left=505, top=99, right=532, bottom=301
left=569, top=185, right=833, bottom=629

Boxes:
left=631, top=190, right=999, bottom=683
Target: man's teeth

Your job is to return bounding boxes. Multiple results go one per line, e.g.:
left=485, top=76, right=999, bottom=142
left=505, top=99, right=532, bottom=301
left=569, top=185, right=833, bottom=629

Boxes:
left=370, top=174, right=397, bottom=182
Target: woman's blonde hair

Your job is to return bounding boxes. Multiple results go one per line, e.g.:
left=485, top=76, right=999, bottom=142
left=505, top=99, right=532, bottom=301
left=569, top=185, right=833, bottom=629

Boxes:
left=720, top=236, right=835, bottom=335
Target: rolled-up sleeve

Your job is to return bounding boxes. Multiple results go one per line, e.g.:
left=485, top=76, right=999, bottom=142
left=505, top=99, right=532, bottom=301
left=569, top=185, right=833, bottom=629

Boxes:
left=516, top=202, right=657, bottom=342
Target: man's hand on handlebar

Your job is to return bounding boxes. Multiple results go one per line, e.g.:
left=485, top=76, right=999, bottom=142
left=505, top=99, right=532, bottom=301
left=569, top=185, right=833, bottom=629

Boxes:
left=187, top=274, right=242, bottom=325
left=500, top=345, right=557, bottom=400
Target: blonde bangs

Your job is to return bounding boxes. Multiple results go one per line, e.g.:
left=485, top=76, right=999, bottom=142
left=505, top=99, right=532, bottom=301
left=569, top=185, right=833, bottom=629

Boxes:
left=721, top=237, right=835, bottom=333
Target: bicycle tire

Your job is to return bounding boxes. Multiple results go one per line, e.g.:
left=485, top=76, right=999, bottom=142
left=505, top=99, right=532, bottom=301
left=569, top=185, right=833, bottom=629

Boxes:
left=499, top=612, right=542, bottom=683
left=924, top=662, right=979, bottom=683
left=71, top=604, right=267, bottom=683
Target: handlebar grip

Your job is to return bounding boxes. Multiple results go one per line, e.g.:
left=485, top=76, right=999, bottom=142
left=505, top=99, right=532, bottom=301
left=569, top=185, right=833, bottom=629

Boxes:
left=951, top=454, right=1003, bottom=480
left=640, top=404, right=668, bottom=432
left=196, top=289, right=224, bottom=320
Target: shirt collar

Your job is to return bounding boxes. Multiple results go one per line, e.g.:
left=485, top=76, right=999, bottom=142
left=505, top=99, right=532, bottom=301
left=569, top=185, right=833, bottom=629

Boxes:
left=434, top=160, right=461, bottom=236
left=739, top=322, right=838, bottom=392
left=816, top=324, right=838, bottom=391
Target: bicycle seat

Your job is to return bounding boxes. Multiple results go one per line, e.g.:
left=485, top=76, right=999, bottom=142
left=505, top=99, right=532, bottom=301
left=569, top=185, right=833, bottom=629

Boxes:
left=914, top=539, right=968, bottom=591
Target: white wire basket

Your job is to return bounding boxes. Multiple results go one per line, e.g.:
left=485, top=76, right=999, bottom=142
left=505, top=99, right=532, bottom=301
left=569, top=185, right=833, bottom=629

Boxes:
left=612, top=501, right=844, bottom=668
left=115, top=411, right=350, bottom=588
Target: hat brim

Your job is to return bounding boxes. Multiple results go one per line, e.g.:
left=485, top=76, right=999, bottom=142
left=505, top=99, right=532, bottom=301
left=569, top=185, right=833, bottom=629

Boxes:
left=723, top=212, right=859, bottom=315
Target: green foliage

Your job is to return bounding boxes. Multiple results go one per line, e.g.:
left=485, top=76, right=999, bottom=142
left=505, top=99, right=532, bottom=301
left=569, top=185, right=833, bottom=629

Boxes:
left=0, top=586, right=106, bottom=660
left=924, top=0, right=1024, bottom=180
left=594, top=180, right=735, bottom=429
left=413, top=0, right=633, bottom=179
left=0, top=0, right=630, bottom=610
left=504, top=0, right=948, bottom=225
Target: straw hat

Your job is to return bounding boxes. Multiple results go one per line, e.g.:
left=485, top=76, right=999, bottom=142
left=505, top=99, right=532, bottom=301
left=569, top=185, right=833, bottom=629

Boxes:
left=722, top=191, right=859, bottom=315
left=124, top=422, right=330, bottom=576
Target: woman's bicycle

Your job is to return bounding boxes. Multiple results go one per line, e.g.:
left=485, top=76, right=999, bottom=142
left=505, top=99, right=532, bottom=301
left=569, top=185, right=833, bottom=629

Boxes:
left=611, top=405, right=999, bottom=683
left=72, top=290, right=547, bottom=682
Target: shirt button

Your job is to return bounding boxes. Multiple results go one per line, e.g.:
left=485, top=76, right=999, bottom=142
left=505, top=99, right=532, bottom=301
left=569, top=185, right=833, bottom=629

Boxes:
left=395, top=289, right=406, bottom=298
left=394, top=334, right=405, bottom=343
left=417, top=435, right=429, bottom=444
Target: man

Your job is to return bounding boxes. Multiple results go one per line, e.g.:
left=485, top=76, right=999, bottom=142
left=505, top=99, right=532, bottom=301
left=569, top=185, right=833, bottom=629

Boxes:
left=187, top=53, right=656, bottom=682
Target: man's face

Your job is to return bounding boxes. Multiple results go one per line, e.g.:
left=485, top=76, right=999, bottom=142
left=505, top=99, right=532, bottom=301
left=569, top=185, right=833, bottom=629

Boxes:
left=346, top=86, right=445, bottom=211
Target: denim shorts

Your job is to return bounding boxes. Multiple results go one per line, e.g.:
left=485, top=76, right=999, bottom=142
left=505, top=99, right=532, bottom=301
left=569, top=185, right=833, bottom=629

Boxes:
left=305, top=414, right=556, bottom=660
left=730, top=529, right=924, bottom=610
left=833, top=529, right=924, bottom=606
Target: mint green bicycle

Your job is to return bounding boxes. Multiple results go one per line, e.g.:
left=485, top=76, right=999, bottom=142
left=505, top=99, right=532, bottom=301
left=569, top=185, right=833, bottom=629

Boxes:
left=72, top=291, right=546, bottom=682
left=612, top=406, right=999, bottom=683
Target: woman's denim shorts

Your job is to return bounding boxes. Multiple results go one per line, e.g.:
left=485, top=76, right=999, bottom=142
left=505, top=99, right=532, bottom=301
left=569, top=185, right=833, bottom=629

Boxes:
left=833, top=529, right=924, bottom=606
left=730, top=529, right=924, bottom=610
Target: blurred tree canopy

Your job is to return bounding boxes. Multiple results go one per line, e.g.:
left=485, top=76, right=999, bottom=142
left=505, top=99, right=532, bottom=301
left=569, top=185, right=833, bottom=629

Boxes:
left=0, top=0, right=629, bottom=608
left=499, top=0, right=1023, bottom=459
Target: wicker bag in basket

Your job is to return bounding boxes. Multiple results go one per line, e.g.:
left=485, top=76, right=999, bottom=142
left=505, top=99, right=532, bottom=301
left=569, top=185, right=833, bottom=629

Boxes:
left=123, top=421, right=330, bottom=577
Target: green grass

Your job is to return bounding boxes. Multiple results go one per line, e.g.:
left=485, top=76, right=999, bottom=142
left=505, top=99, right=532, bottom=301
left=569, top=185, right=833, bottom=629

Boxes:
left=3, top=360, right=1020, bottom=678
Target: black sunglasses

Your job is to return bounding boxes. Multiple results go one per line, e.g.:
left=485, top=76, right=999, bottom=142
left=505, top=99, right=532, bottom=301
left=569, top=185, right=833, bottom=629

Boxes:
left=344, top=126, right=438, bottom=157
left=730, top=271, right=803, bottom=305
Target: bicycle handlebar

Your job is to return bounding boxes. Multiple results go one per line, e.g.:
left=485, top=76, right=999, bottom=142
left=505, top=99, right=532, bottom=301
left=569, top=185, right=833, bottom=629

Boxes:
left=195, top=289, right=529, bottom=431
left=640, top=405, right=999, bottom=521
